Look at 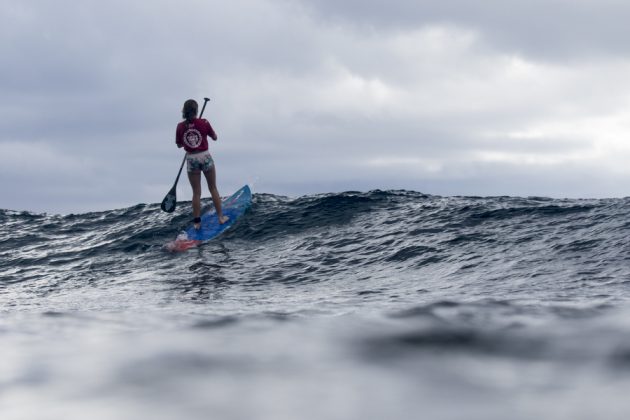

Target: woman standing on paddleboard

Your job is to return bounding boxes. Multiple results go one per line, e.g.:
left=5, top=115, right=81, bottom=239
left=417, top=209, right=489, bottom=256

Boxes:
left=176, top=99, right=229, bottom=229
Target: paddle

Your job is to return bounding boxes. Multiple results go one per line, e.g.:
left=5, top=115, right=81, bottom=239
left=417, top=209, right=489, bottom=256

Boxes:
left=161, top=97, right=210, bottom=213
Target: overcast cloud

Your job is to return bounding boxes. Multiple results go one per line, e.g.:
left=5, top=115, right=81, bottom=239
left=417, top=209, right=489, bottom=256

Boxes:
left=1, top=0, right=630, bottom=213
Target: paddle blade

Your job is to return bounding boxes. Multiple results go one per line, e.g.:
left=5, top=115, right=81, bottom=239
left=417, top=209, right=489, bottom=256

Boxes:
left=161, top=188, right=177, bottom=213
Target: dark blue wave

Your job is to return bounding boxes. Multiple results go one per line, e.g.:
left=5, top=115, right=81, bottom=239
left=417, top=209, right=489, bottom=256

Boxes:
left=2, top=191, right=630, bottom=303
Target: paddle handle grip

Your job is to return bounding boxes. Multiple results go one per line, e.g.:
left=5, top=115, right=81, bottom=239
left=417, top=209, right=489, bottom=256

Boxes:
left=199, top=97, right=210, bottom=118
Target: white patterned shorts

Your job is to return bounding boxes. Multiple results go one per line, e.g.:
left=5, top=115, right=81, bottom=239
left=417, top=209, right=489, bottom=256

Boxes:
left=186, top=151, right=215, bottom=173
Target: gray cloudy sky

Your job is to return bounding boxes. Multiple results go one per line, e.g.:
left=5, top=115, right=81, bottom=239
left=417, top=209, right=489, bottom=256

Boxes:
left=2, top=0, right=630, bottom=213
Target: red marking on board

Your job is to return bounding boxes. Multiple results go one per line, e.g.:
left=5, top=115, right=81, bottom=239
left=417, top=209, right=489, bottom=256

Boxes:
left=165, top=239, right=202, bottom=252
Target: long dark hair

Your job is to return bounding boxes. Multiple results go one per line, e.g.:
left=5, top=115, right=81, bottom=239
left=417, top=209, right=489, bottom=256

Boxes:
left=182, top=99, right=198, bottom=122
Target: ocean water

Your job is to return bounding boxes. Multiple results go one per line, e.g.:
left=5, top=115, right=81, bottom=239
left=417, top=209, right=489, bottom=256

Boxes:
left=2, top=190, right=630, bottom=419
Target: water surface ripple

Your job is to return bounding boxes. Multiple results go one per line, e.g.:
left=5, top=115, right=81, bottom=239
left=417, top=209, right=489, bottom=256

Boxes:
left=2, top=191, right=630, bottom=419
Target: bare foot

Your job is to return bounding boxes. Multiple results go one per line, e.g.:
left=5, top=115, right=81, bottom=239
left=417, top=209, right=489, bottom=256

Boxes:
left=219, top=215, right=230, bottom=225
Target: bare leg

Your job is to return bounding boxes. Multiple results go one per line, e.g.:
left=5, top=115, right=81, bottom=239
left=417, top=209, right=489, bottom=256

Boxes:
left=203, top=165, right=229, bottom=224
left=188, top=171, right=203, bottom=229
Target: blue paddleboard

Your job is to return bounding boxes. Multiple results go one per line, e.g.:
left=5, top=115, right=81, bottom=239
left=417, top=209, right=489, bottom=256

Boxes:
left=166, top=185, right=251, bottom=251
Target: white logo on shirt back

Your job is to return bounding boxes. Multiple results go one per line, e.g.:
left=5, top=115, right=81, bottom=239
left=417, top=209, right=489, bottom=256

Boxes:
left=183, top=128, right=202, bottom=148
